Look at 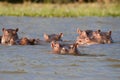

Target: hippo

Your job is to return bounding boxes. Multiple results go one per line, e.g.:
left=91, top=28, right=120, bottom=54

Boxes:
left=19, top=37, right=36, bottom=45
left=1, top=28, right=19, bottom=45
left=92, top=30, right=113, bottom=44
left=60, top=43, right=80, bottom=55
left=76, top=29, right=98, bottom=45
left=44, top=33, right=63, bottom=42
left=51, top=41, right=80, bottom=55
left=8, top=37, right=36, bottom=45
left=9, top=38, right=17, bottom=45
left=77, top=28, right=93, bottom=38
left=76, top=28, right=113, bottom=45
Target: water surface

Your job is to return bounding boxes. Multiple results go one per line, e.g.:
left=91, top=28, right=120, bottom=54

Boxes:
left=0, top=16, right=120, bottom=80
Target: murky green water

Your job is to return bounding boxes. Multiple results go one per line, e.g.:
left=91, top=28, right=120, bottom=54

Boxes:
left=0, top=16, right=120, bottom=80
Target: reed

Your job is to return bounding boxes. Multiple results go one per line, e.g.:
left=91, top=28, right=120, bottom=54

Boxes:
left=0, top=2, right=119, bottom=17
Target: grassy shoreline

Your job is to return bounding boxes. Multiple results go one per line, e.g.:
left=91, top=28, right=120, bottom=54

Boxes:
left=0, top=2, right=120, bottom=17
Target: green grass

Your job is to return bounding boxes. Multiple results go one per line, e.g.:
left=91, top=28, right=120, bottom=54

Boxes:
left=0, top=2, right=120, bottom=17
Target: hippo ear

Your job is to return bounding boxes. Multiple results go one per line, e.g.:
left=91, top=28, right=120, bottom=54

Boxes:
left=94, top=30, right=101, bottom=36
left=82, top=31, right=87, bottom=37
left=97, top=29, right=101, bottom=33
left=16, top=28, right=19, bottom=32
left=44, top=33, right=49, bottom=40
left=59, top=33, right=63, bottom=37
left=77, top=28, right=82, bottom=34
left=51, top=41, right=55, bottom=48
left=108, top=31, right=112, bottom=36
left=2, top=28, right=5, bottom=32
left=74, top=43, right=79, bottom=48
left=32, top=39, right=36, bottom=42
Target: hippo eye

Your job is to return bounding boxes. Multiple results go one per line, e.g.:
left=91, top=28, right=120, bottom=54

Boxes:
left=54, top=45, right=59, bottom=48
left=6, top=30, right=10, bottom=33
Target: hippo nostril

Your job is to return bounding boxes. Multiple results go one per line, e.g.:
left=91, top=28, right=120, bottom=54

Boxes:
left=62, top=47, right=68, bottom=51
left=5, top=41, right=8, bottom=44
left=79, top=40, right=81, bottom=42
left=107, top=40, right=111, bottom=44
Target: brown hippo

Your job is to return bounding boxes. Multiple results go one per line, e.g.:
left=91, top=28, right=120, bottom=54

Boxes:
left=77, top=28, right=93, bottom=38
left=51, top=41, right=80, bottom=55
left=92, top=30, right=113, bottom=44
left=51, top=41, right=62, bottom=53
left=1, top=28, right=19, bottom=45
left=77, top=28, right=101, bottom=39
left=19, top=37, right=36, bottom=45
left=10, top=37, right=36, bottom=45
left=44, top=33, right=63, bottom=42
left=60, top=43, right=80, bottom=55
left=9, top=38, right=17, bottom=45
left=76, top=30, right=97, bottom=45
left=76, top=28, right=113, bottom=45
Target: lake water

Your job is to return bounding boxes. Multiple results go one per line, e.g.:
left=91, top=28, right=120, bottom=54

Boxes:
left=0, top=16, right=120, bottom=80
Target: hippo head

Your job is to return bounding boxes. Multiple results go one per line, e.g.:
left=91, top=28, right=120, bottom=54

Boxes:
left=9, top=38, right=17, bottom=46
left=44, top=33, right=63, bottom=42
left=1, top=28, right=19, bottom=45
left=76, top=30, right=100, bottom=45
left=19, top=37, right=29, bottom=45
left=77, top=28, right=93, bottom=38
left=51, top=41, right=80, bottom=55
left=60, top=43, right=80, bottom=55
left=93, top=30, right=113, bottom=44
left=76, top=29, right=113, bottom=45
left=60, top=46, right=69, bottom=55
left=100, top=31, right=113, bottom=44
left=68, top=43, right=80, bottom=55
left=51, top=41, right=62, bottom=53
left=76, top=37, right=86, bottom=45
left=28, top=38, right=36, bottom=45
left=76, top=31, right=91, bottom=44
left=20, top=37, right=35, bottom=45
